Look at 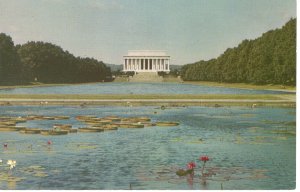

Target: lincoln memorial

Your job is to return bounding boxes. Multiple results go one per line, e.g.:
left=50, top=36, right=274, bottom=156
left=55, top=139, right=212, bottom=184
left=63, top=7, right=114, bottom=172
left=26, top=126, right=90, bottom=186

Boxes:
left=123, top=50, right=170, bottom=73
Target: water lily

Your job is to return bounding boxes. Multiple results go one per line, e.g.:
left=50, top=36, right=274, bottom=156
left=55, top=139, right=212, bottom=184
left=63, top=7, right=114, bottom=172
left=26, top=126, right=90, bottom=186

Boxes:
left=0, top=159, right=2, bottom=163
left=187, top=162, right=196, bottom=170
left=7, top=160, right=16, bottom=170
left=199, top=155, right=210, bottom=175
left=176, top=169, right=187, bottom=176
left=200, top=156, right=209, bottom=162
left=47, top=140, right=52, bottom=145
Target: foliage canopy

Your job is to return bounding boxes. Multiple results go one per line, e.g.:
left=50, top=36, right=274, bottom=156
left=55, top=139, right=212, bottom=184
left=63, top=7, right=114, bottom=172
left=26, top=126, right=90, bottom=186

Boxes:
left=0, top=35, right=111, bottom=85
left=181, top=19, right=296, bottom=85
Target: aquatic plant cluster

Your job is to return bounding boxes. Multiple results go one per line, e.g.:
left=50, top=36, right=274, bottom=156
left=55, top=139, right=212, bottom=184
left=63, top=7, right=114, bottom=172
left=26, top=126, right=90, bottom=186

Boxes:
left=176, top=155, right=210, bottom=177
left=0, top=114, right=180, bottom=189
left=0, top=105, right=295, bottom=189
left=0, top=115, right=179, bottom=136
left=0, top=158, right=17, bottom=170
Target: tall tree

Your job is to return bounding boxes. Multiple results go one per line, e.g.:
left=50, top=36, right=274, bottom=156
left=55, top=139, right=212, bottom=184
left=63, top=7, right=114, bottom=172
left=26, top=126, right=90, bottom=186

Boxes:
left=17, top=41, right=111, bottom=83
left=181, top=18, right=296, bottom=86
left=0, top=33, right=22, bottom=85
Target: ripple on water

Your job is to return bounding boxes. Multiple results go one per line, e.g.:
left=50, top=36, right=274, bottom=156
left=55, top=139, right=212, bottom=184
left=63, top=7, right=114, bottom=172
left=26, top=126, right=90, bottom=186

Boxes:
left=0, top=105, right=295, bottom=189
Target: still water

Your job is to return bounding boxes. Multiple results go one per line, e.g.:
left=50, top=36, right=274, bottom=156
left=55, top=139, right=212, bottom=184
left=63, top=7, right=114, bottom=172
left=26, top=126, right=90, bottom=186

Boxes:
left=0, top=105, right=295, bottom=190
left=0, top=82, right=291, bottom=94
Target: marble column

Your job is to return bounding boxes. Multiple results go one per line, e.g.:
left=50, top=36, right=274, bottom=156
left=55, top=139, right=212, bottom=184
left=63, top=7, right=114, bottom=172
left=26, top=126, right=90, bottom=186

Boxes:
left=123, top=59, right=125, bottom=71
left=158, top=59, right=160, bottom=70
left=140, top=58, right=142, bottom=70
left=132, top=59, right=134, bottom=70
left=132, top=59, right=135, bottom=70
left=141, top=59, right=144, bottom=70
left=165, top=59, right=167, bottom=70
left=166, top=59, right=169, bottom=70
left=127, top=59, right=129, bottom=70
left=127, top=59, right=131, bottom=71
left=134, top=59, right=137, bottom=70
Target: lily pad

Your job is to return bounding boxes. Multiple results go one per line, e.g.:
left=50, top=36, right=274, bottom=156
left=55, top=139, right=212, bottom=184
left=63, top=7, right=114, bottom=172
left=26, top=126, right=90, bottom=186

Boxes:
left=240, top=114, right=256, bottom=117
left=187, top=140, right=204, bottom=144
left=285, top=121, right=296, bottom=126
left=65, top=142, right=98, bottom=150
left=0, top=172, right=25, bottom=182
left=271, top=130, right=296, bottom=135
left=19, top=165, right=48, bottom=178
left=33, top=172, right=48, bottom=177
left=50, top=169, right=61, bottom=174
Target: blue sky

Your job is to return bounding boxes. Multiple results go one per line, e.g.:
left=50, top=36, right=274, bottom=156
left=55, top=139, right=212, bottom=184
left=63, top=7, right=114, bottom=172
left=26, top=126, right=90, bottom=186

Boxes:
left=0, top=0, right=296, bottom=65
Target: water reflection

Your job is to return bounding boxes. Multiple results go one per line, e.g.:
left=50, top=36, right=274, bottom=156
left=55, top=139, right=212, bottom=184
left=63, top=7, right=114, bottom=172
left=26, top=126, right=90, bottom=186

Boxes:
left=0, top=105, right=296, bottom=189
left=0, top=82, right=292, bottom=95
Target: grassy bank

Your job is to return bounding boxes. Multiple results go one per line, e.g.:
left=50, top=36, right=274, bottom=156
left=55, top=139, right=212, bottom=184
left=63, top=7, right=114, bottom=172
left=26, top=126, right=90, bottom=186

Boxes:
left=0, top=94, right=288, bottom=100
left=0, top=94, right=295, bottom=107
left=183, top=81, right=296, bottom=92
left=0, top=81, right=104, bottom=90
left=0, top=101, right=294, bottom=108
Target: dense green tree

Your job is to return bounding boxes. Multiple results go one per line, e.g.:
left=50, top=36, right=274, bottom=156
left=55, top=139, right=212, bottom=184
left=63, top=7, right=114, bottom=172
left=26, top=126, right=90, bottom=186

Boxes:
left=182, top=18, right=296, bottom=86
left=17, top=41, right=111, bottom=83
left=0, top=33, right=22, bottom=85
left=1, top=34, right=111, bottom=85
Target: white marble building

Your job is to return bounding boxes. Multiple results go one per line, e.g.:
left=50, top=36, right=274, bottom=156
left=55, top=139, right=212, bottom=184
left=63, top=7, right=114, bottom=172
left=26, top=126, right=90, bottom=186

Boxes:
left=123, top=50, right=170, bottom=72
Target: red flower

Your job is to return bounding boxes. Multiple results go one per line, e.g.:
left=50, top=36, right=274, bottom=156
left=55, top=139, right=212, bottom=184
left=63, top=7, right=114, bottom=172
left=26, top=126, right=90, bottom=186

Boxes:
left=187, top=162, right=196, bottom=170
left=47, top=140, right=52, bottom=145
left=200, top=156, right=209, bottom=162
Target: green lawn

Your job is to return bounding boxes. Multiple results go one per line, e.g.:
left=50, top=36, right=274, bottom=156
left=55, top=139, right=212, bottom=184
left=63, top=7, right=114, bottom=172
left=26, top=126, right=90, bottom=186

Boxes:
left=183, top=81, right=295, bottom=91
left=0, top=81, right=101, bottom=89
left=0, top=94, right=287, bottom=100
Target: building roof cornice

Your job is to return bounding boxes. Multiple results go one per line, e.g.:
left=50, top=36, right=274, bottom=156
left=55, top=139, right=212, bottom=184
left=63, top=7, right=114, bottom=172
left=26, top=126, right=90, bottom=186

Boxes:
left=125, top=50, right=169, bottom=57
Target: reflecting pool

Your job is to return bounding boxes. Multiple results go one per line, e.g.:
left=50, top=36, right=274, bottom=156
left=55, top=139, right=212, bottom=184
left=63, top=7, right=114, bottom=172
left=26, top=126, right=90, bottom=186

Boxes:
left=0, top=82, right=292, bottom=95
left=0, top=105, right=295, bottom=190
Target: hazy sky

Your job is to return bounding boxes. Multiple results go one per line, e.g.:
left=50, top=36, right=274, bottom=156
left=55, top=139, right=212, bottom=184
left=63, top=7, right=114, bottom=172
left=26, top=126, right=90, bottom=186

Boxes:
left=0, top=0, right=296, bottom=65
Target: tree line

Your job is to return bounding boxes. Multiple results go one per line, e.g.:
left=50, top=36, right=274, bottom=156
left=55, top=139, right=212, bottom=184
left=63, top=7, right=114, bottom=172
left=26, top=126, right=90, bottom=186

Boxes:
left=0, top=34, right=111, bottom=85
left=181, top=18, right=296, bottom=85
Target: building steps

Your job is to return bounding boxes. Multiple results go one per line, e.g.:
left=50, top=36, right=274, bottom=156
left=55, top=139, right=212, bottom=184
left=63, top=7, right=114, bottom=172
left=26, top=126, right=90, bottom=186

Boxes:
left=129, top=72, right=163, bottom=82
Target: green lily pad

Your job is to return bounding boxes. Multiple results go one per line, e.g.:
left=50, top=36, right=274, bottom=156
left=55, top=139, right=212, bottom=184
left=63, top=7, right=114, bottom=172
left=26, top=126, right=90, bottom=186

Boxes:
left=0, top=172, right=25, bottom=182
left=176, top=169, right=193, bottom=176
left=65, top=142, right=98, bottom=150
left=285, top=121, right=296, bottom=126
left=34, top=172, right=48, bottom=177
left=240, top=114, right=256, bottom=117
left=50, top=169, right=61, bottom=174
left=271, top=130, right=296, bottom=135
